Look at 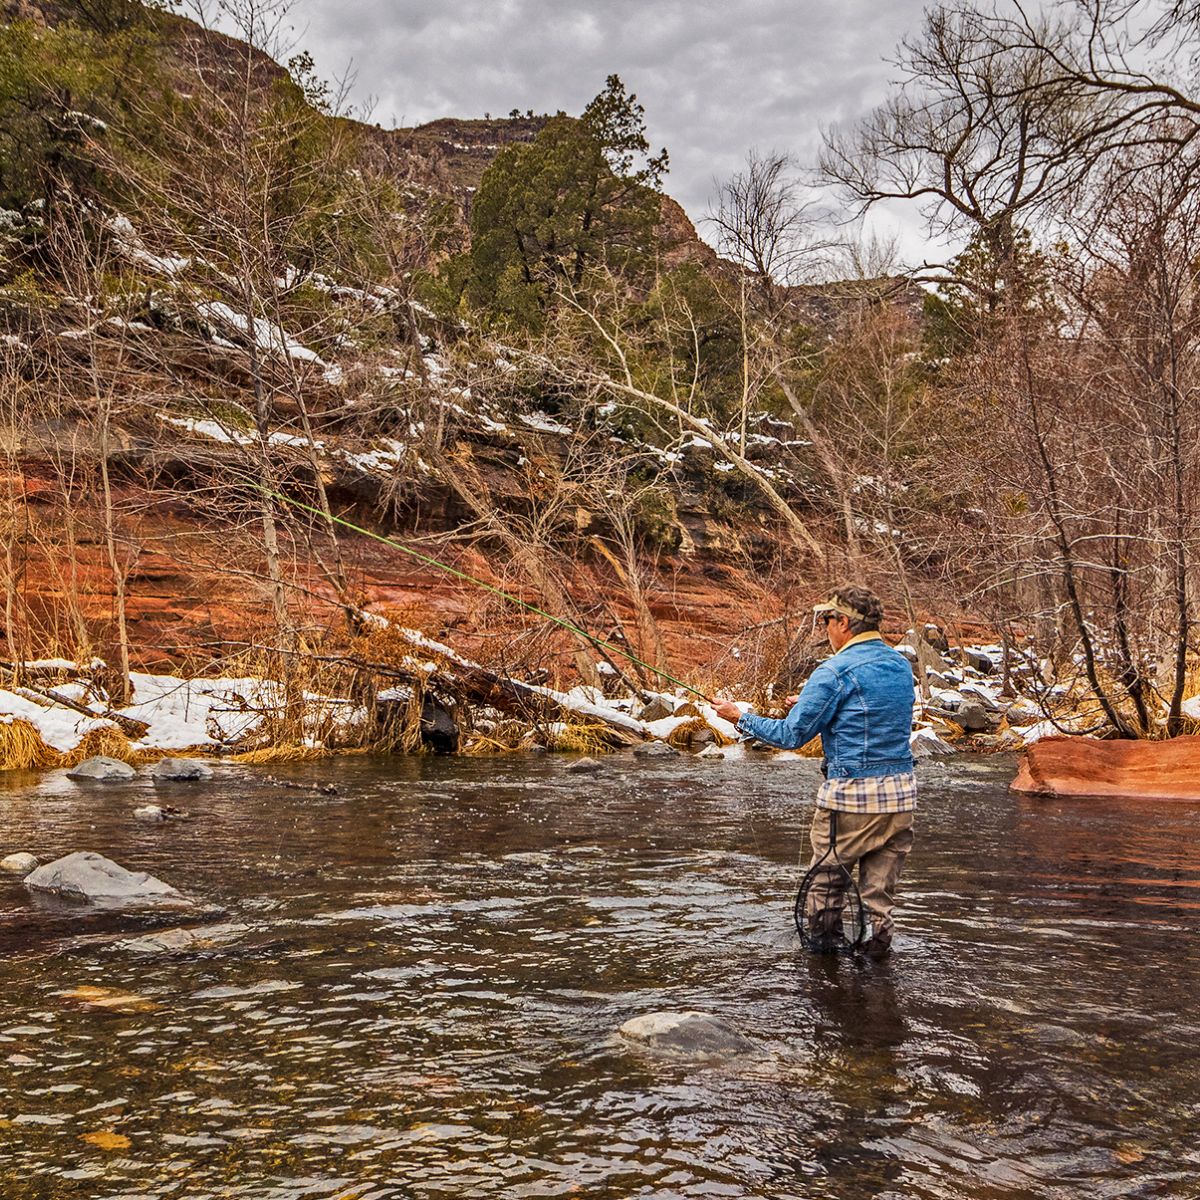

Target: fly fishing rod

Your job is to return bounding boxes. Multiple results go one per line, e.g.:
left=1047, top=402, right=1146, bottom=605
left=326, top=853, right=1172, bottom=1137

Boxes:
left=257, top=485, right=719, bottom=706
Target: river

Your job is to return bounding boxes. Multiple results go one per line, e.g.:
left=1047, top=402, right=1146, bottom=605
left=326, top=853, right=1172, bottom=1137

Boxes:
left=0, top=751, right=1197, bottom=1198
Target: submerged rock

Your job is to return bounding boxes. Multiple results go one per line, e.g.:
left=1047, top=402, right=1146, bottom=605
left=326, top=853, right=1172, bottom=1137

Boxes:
left=133, top=804, right=189, bottom=823
left=66, top=756, right=135, bottom=782
left=632, top=740, right=680, bottom=759
left=112, top=922, right=251, bottom=956
left=57, top=985, right=155, bottom=1013
left=566, top=756, right=604, bottom=774
left=150, top=757, right=213, bottom=782
left=619, top=1011, right=756, bottom=1057
left=24, top=851, right=193, bottom=909
left=1, top=852, right=39, bottom=875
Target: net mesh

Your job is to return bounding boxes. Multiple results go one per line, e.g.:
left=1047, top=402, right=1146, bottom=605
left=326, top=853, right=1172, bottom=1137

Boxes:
left=794, top=857, right=868, bottom=954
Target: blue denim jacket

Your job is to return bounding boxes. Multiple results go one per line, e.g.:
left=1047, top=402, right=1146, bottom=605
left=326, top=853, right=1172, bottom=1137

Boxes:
left=737, top=635, right=915, bottom=778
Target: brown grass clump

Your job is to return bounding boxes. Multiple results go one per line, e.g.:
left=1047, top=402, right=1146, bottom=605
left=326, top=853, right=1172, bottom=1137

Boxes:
left=665, top=717, right=716, bottom=748
left=229, top=744, right=330, bottom=765
left=462, top=733, right=524, bottom=755
left=463, top=718, right=535, bottom=754
left=796, top=735, right=824, bottom=758
left=0, top=718, right=63, bottom=771
left=547, top=722, right=611, bottom=754
left=63, top=724, right=160, bottom=767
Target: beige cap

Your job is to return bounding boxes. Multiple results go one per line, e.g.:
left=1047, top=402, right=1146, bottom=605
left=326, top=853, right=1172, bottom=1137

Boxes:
left=812, top=595, right=868, bottom=622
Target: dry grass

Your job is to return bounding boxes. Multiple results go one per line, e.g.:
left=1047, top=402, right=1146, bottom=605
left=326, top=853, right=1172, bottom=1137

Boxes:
left=547, top=722, right=611, bottom=754
left=229, top=744, right=330, bottom=764
left=664, top=717, right=712, bottom=748
left=62, top=724, right=163, bottom=767
left=371, top=678, right=428, bottom=755
left=0, top=718, right=63, bottom=771
left=462, top=718, right=534, bottom=754
left=462, top=733, right=525, bottom=755
left=796, top=735, right=824, bottom=758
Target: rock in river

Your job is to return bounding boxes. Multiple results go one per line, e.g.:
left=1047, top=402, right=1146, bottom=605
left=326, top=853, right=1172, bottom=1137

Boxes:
left=566, top=756, right=604, bottom=774
left=150, top=757, right=213, bottom=782
left=632, top=740, right=680, bottom=759
left=133, top=804, right=189, bottom=823
left=66, top=756, right=136, bottom=782
left=113, top=922, right=251, bottom=956
left=24, top=851, right=193, bottom=909
left=619, top=1011, right=756, bottom=1057
left=1, top=852, right=39, bottom=875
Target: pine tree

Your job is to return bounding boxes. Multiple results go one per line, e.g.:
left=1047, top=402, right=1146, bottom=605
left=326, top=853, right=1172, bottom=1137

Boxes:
left=465, top=75, right=668, bottom=326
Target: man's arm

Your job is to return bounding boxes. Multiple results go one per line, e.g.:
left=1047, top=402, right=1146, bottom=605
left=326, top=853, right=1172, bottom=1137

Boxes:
left=733, top=666, right=842, bottom=749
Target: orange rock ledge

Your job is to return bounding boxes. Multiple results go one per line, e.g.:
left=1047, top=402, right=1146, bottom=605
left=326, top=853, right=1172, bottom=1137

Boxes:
left=1011, top=735, right=1200, bottom=801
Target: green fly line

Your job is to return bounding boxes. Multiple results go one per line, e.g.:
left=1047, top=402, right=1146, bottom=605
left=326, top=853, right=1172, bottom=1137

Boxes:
left=259, top=485, right=717, bottom=704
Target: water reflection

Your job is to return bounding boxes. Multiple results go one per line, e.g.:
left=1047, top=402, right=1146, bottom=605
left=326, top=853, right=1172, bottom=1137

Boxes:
left=0, top=752, right=1197, bottom=1197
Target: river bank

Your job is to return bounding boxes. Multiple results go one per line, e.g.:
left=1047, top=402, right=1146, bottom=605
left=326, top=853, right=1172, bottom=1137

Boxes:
left=0, top=622, right=1086, bottom=775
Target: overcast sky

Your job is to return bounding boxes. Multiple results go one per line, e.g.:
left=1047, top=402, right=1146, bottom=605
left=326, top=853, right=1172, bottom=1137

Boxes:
left=283, top=0, right=939, bottom=259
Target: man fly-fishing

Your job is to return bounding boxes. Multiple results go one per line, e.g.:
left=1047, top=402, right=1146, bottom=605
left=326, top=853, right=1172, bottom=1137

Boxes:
left=714, top=584, right=916, bottom=958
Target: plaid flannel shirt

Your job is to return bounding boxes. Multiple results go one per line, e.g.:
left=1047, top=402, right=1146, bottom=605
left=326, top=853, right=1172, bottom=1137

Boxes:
left=817, top=771, right=917, bottom=814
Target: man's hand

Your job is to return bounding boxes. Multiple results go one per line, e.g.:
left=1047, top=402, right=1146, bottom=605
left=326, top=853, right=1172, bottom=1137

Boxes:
left=713, top=700, right=744, bottom=725
left=785, top=694, right=800, bottom=707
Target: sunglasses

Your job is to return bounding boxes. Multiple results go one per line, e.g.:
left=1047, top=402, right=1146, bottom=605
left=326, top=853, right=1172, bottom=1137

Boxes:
left=818, top=612, right=845, bottom=626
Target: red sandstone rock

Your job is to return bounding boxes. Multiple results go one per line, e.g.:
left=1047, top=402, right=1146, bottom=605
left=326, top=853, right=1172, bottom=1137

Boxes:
left=1011, top=735, right=1200, bottom=801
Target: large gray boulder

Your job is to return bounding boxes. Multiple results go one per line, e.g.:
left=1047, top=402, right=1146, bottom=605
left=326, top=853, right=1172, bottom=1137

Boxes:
left=957, top=647, right=995, bottom=675
left=66, top=756, right=135, bottom=782
left=150, top=757, right=213, bottom=782
left=24, top=851, right=193, bottom=909
left=619, top=1011, right=756, bottom=1057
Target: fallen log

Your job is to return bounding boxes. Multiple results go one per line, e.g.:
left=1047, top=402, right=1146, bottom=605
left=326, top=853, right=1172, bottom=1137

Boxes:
left=1011, top=734, right=1200, bottom=802
left=219, top=630, right=649, bottom=747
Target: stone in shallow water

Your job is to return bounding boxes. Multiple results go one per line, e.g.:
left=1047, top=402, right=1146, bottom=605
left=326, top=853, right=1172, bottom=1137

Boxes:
left=133, top=804, right=189, bottom=823
left=66, top=756, right=136, bottom=782
left=618, top=1010, right=756, bottom=1056
left=113, top=923, right=251, bottom=956
left=1, top=852, right=39, bottom=874
left=566, top=756, right=603, bottom=774
left=24, top=851, right=193, bottom=909
left=632, top=740, right=680, bottom=759
left=697, top=743, right=725, bottom=760
left=150, top=757, right=214, bottom=782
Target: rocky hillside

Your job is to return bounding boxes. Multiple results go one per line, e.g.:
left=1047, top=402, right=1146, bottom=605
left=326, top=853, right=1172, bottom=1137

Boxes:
left=0, top=0, right=959, bottom=702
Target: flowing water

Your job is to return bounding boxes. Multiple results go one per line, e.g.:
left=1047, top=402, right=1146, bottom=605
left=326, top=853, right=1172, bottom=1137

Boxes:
left=0, top=751, right=1198, bottom=1199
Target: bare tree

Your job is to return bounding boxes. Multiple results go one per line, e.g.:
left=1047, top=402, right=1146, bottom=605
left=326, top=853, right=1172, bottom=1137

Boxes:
left=708, top=151, right=835, bottom=316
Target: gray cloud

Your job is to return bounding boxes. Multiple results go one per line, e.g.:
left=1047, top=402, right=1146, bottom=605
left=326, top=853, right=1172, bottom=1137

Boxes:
left=285, top=0, right=933, bottom=253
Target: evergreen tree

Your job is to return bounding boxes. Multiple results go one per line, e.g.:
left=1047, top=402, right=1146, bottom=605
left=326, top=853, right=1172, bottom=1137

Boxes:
left=465, top=75, right=668, bottom=326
